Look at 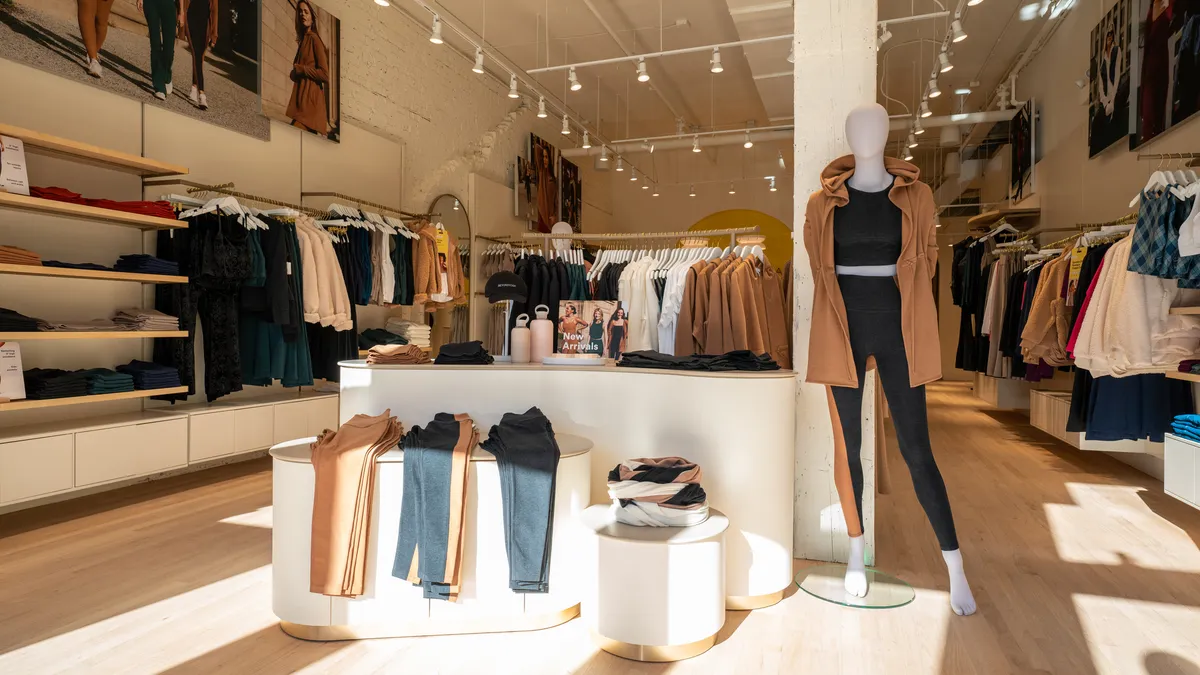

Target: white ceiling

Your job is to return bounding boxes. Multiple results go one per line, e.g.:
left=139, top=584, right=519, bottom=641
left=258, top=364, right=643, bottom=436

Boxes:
left=432, top=0, right=1058, bottom=177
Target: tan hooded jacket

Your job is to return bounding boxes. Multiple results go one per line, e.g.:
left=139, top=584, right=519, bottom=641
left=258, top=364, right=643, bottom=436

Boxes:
left=802, top=155, right=941, bottom=388
left=413, top=225, right=466, bottom=309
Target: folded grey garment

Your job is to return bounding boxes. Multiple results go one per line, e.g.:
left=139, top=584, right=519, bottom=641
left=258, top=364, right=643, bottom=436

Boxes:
left=611, top=501, right=710, bottom=527
left=38, top=318, right=131, bottom=332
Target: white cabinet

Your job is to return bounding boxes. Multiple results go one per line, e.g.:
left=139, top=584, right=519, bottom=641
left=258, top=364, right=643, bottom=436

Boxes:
left=1165, top=435, right=1199, bottom=510
left=75, top=419, right=187, bottom=488
left=0, top=434, right=73, bottom=505
left=235, top=406, right=275, bottom=453
left=274, top=396, right=338, bottom=444
left=308, top=396, right=339, bottom=437
left=190, top=411, right=236, bottom=462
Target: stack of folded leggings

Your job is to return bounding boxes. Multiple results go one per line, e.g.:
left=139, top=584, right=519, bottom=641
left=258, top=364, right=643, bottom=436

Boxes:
left=114, top=254, right=178, bottom=276
left=310, top=410, right=404, bottom=597
left=366, top=344, right=430, bottom=365
left=606, top=457, right=709, bottom=527
left=78, top=368, right=135, bottom=394
left=23, top=368, right=89, bottom=399
left=434, top=341, right=494, bottom=365
left=617, top=350, right=780, bottom=372
left=1171, top=414, right=1200, bottom=443
left=480, top=407, right=560, bottom=593
left=116, top=360, right=182, bottom=389
left=358, top=328, right=408, bottom=350
left=393, top=412, right=479, bottom=601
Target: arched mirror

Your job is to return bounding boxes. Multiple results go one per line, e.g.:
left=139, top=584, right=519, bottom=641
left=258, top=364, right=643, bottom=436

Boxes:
left=428, top=194, right=471, bottom=353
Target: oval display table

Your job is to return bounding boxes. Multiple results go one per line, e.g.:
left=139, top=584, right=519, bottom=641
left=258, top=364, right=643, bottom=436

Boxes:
left=338, top=361, right=796, bottom=610
left=271, top=433, right=592, bottom=641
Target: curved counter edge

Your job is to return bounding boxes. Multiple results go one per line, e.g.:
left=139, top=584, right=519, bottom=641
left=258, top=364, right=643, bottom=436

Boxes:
left=280, top=605, right=580, bottom=642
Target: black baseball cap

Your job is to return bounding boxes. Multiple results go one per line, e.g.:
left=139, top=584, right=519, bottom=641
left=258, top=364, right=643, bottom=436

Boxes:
left=485, top=271, right=527, bottom=303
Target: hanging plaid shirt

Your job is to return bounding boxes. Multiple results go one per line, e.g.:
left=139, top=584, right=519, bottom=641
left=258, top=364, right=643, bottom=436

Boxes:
left=1127, top=190, right=1171, bottom=276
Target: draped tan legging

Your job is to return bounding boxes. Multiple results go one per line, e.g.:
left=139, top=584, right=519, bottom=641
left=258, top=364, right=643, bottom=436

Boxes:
left=76, top=0, right=116, bottom=61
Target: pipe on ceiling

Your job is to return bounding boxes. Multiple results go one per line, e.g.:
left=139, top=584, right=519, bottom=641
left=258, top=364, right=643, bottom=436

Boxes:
left=889, top=109, right=1017, bottom=132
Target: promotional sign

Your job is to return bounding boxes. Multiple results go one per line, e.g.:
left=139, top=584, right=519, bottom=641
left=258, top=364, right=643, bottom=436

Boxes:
left=0, top=342, right=26, bottom=401
left=558, top=300, right=625, bottom=359
left=0, top=135, right=30, bottom=196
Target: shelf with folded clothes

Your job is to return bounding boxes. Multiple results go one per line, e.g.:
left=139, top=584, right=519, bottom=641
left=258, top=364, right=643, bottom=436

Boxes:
left=0, top=263, right=187, bottom=284
left=0, top=331, right=186, bottom=340
left=0, top=122, right=189, bottom=177
left=0, top=387, right=189, bottom=412
left=0, top=191, right=185, bottom=230
left=1167, top=371, right=1200, bottom=383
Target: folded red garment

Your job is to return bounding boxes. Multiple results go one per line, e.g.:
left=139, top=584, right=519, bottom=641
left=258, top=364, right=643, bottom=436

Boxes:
left=31, top=186, right=176, bottom=220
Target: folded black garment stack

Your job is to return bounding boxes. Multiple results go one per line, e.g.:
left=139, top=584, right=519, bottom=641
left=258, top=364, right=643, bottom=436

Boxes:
left=617, top=349, right=781, bottom=372
left=358, top=328, right=409, bottom=350
left=0, top=307, right=41, bottom=331
left=116, top=359, right=182, bottom=390
left=113, top=254, right=179, bottom=276
left=23, top=368, right=90, bottom=400
left=434, top=340, right=494, bottom=365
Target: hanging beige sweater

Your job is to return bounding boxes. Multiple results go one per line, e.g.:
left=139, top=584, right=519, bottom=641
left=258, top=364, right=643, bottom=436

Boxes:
left=1020, top=251, right=1072, bottom=366
left=297, top=217, right=353, bottom=331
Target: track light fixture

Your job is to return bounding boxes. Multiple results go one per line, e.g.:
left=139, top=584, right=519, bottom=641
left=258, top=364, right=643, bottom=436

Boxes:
left=967, top=0, right=983, bottom=5
left=728, top=183, right=736, bottom=195
left=692, top=135, right=701, bottom=153
left=919, top=99, right=932, bottom=118
left=904, top=148, right=914, bottom=161
left=582, top=131, right=591, bottom=149
left=429, top=15, right=444, bottom=45
left=744, top=130, right=754, bottom=149
left=652, top=186, right=660, bottom=197
left=914, top=118, right=925, bottom=135
left=508, top=74, right=519, bottom=99
left=689, top=184, right=696, bottom=197
left=472, top=47, right=485, bottom=74
left=928, top=77, right=941, bottom=98
left=615, top=157, right=625, bottom=172
left=569, top=67, right=582, bottom=91
left=777, top=150, right=786, bottom=170
left=536, top=97, right=547, bottom=118
left=710, top=48, right=723, bottom=74
left=642, top=183, right=650, bottom=190
left=769, top=177, right=777, bottom=192
left=951, top=19, right=967, bottom=43
left=787, top=41, right=795, bottom=64
left=636, top=58, right=650, bottom=83
left=599, top=146, right=609, bottom=162
left=939, top=51, right=953, bottom=73
left=630, top=170, right=638, bottom=182
left=907, top=132, right=918, bottom=149
left=561, top=114, right=570, bottom=135
left=877, top=23, right=892, bottom=49
left=374, top=0, right=390, bottom=6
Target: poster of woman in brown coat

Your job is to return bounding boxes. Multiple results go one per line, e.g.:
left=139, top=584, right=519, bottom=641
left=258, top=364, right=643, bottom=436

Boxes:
left=287, top=0, right=330, bottom=136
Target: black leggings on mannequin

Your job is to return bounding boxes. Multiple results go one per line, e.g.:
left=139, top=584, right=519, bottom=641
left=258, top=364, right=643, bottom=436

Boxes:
left=187, top=0, right=210, bottom=90
left=830, top=275, right=960, bottom=551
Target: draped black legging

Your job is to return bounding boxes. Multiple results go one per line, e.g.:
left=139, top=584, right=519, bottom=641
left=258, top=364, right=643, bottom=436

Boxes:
left=829, top=275, right=960, bottom=551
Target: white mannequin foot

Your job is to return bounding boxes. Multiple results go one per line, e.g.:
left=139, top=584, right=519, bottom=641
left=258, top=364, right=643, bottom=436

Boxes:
left=844, top=535, right=868, bottom=597
left=942, top=549, right=977, bottom=616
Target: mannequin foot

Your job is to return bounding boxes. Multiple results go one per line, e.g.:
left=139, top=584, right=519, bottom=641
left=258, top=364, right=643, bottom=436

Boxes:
left=943, top=549, right=977, bottom=616
left=844, top=535, right=869, bottom=598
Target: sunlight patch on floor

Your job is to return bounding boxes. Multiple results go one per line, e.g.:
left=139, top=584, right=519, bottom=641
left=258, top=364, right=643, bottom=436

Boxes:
left=1073, top=593, right=1200, bottom=675
left=1046, top=483, right=1200, bottom=572
left=0, top=566, right=276, bottom=674
left=220, top=505, right=274, bottom=529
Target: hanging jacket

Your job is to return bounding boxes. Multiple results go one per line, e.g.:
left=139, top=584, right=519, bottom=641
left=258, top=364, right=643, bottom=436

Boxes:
left=412, top=226, right=466, bottom=309
left=802, top=155, right=940, bottom=387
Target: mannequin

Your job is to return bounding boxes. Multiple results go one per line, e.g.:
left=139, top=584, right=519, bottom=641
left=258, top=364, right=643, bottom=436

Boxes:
left=802, top=103, right=977, bottom=616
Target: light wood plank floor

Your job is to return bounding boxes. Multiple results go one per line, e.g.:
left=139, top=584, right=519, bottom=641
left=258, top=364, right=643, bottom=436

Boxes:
left=3, top=382, right=1200, bottom=674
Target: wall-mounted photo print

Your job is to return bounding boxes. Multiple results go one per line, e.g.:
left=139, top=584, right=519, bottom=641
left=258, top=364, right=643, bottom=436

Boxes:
left=1133, top=0, right=1200, bottom=147
left=0, top=0, right=268, bottom=139
left=1089, top=0, right=1131, bottom=156
left=529, top=133, right=559, bottom=233
left=560, top=157, right=581, bottom=233
left=261, top=0, right=341, bottom=142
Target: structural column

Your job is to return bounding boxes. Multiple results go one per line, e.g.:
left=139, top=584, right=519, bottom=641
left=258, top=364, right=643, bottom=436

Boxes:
left=792, top=2, right=879, bottom=564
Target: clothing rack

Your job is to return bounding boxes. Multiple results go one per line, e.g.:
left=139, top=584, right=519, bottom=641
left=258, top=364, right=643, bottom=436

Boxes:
left=1136, top=152, right=1200, bottom=161
left=143, top=179, right=323, bottom=216
left=299, top=191, right=435, bottom=219
left=522, top=226, right=759, bottom=249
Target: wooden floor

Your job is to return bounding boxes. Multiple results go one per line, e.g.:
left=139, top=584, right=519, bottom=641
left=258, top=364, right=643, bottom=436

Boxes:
left=3, top=381, right=1200, bottom=674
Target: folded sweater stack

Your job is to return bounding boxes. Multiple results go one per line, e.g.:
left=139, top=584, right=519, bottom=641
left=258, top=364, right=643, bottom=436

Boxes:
left=78, top=368, right=135, bottom=394
left=116, top=360, right=182, bottom=389
left=358, top=328, right=408, bottom=350
left=0, top=245, right=40, bottom=266
left=434, top=341, right=493, bottom=365
left=606, top=456, right=709, bottom=527
left=0, top=307, right=41, bottom=331
left=37, top=318, right=129, bottom=332
left=114, top=254, right=178, bottom=276
left=386, top=319, right=432, bottom=349
left=1171, top=414, right=1200, bottom=443
left=23, top=368, right=89, bottom=399
left=114, top=308, right=179, bottom=331
left=366, top=344, right=431, bottom=365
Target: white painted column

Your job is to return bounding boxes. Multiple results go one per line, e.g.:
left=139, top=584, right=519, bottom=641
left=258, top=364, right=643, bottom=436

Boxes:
left=792, top=2, right=879, bottom=565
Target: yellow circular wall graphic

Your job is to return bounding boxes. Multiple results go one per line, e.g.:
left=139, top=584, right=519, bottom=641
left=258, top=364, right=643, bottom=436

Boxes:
left=689, top=210, right=793, bottom=267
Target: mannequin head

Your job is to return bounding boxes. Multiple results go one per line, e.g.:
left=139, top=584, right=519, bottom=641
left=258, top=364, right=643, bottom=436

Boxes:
left=845, top=103, right=889, bottom=159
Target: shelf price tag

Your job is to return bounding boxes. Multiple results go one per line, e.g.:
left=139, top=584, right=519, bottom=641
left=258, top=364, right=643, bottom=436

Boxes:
left=0, top=342, right=26, bottom=402
left=0, top=135, right=30, bottom=196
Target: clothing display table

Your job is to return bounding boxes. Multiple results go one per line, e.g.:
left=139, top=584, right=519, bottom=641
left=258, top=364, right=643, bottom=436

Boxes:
left=270, top=434, right=592, bottom=640
left=580, top=505, right=729, bottom=662
left=338, top=360, right=796, bottom=609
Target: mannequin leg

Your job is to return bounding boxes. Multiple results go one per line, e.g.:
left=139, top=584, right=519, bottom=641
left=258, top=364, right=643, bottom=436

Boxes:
left=829, top=347, right=870, bottom=597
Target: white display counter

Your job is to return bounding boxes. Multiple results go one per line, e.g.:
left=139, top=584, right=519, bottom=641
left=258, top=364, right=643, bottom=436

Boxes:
left=271, top=433, right=592, bottom=640
left=338, top=360, right=797, bottom=609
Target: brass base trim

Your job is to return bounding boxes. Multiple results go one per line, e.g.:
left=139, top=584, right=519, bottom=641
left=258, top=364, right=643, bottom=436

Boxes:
left=590, top=629, right=717, bottom=663
left=280, top=604, right=579, bottom=642
left=725, top=589, right=784, bottom=610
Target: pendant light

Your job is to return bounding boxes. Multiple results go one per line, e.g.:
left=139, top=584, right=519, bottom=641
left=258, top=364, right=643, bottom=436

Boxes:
left=728, top=183, right=736, bottom=195
left=599, top=146, right=610, bottom=162
left=938, top=51, right=954, bottom=73
left=710, top=48, right=723, bottom=74
left=907, top=132, right=918, bottom=149
left=536, top=97, right=547, bottom=118
left=689, top=184, right=696, bottom=197
left=569, top=67, right=582, bottom=91
left=769, top=177, right=777, bottom=192
left=928, top=77, right=941, bottom=98
left=913, top=118, right=925, bottom=135
left=636, top=58, right=650, bottom=83
left=561, top=114, right=570, bottom=135
left=919, top=99, right=932, bottom=118
left=472, top=47, right=485, bottom=74
left=950, top=19, right=968, bottom=43
left=429, top=15, right=444, bottom=45
left=903, top=148, right=914, bottom=161
left=692, top=135, right=701, bottom=153
left=582, top=131, right=591, bottom=149
left=615, top=157, right=625, bottom=172
left=743, top=130, right=754, bottom=149
left=630, top=170, right=638, bottom=182
left=507, top=74, right=519, bottom=99
left=374, top=0, right=390, bottom=6
left=652, top=186, right=660, bottom=197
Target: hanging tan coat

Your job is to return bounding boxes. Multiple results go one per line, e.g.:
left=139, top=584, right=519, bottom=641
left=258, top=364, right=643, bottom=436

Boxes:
left=802, top=155, right=941, bottom=388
